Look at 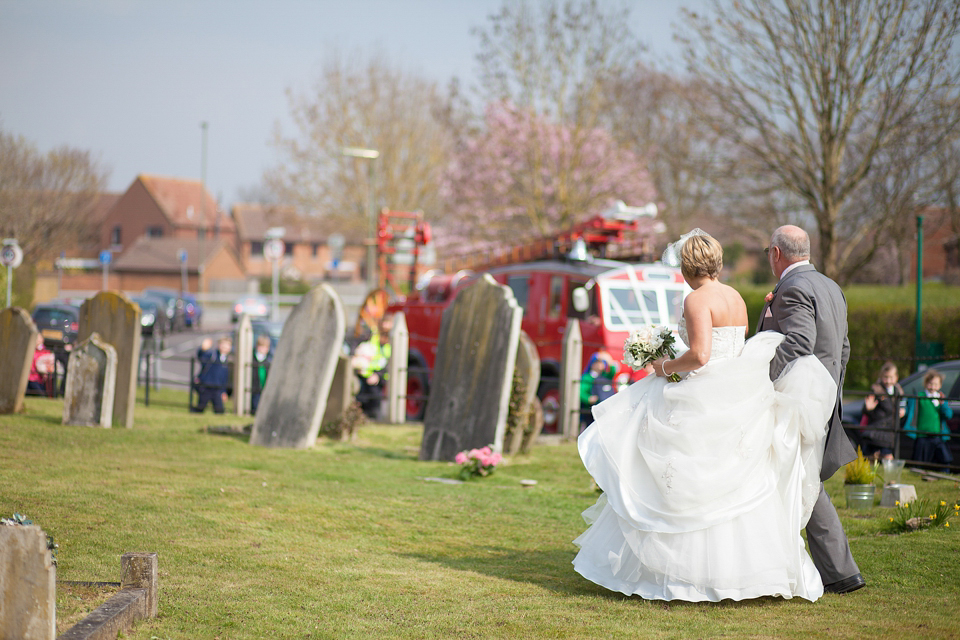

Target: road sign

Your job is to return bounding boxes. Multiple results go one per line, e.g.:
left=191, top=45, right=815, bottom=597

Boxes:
left=99, top=250, right=112, bottom=265
left=178, top=248, right=188, bottom=263
left=264, top=238, right=285, bottom=261
left=0, top=241, right=23, bottom=268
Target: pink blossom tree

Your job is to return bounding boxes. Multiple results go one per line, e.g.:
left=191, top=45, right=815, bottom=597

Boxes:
left=437, top=102, right=657, bottom=254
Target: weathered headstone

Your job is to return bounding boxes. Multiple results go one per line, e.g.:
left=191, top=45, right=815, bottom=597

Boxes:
left=78, top=292, right=141, bottom=427
left=321, top=354, right=352, bottom=432
left=419, top=274, right=523, bottom=461
left=504, top=331, right=541, bottom=455
left=62, top=333, right=117, bottom=427
left=386, top=312, right=409, bottom=424
left=0, top=525, right=56, bottom=639
left=0, top=307, right=38, bottom=414
left=233, top=314, right=253, bottom=415
left=249, top=284, right=345, bottom=448
left=558, top=318, right=582, bottom=440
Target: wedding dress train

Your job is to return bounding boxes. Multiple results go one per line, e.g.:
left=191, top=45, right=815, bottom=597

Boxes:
left=572, top=325, right=837, bottom=601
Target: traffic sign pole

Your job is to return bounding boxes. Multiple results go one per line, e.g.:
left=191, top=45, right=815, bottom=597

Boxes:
left=1, top=239, right=24, bottom=307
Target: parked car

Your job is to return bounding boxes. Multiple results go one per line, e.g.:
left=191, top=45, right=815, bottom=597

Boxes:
left=31, top=303, right=80, bottom=350
left=231, top=294, right=270, bottom=323
left=182, top=293, right=202, bottom=329
left=142, top=288, right=187, bottom=333
left=130, top=296, right=164, bottom=337
left=842, top=360, right=960, bottom=460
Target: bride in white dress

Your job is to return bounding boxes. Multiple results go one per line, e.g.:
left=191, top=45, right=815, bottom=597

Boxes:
left=573, top=231, right=837, bottom=602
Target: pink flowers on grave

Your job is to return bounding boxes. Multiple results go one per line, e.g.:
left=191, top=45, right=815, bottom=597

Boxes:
left=456, top=445, right=503, bottom=480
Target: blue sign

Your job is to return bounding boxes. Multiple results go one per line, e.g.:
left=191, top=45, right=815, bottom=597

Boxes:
left=178, top=249, right=188, bottom=263
left=98, top=250, right=112, bottom=265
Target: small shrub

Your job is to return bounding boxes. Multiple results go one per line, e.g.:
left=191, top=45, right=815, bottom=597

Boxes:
left=843, top=447, right=878, bottom=485
left=321, top=401, right=367, bottom=441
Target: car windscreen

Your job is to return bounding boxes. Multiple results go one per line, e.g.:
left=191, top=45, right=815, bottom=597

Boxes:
left=33, top=309, right=76, bottom=325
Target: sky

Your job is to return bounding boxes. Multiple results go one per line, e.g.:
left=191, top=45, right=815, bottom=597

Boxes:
left=0, top=0, right=698, bottom=208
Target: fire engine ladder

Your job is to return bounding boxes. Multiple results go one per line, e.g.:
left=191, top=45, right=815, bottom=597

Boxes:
left=440, top=215, right=644, bottom=273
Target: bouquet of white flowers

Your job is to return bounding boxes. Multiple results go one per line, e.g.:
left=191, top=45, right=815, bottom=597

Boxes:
left=622, top=325, right=681, bottom=382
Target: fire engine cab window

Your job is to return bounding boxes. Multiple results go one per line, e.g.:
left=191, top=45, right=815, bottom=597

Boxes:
left=606, top=287, right=661, bottom=327
left=548, top=276, right=563, bottom=319
left=507, top=275, right=529, bottom=310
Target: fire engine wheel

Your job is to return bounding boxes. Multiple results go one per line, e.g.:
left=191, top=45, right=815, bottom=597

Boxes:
left=539, top=386, right=561, bottom=434
left=405, top=370, right=429, bottom=421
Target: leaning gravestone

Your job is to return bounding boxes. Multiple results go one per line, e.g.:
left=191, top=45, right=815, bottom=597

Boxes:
left=0, top=524, right=56, bottom=640
left=62, top=333, right=117, bottom=428
left=250, top=284, right=345, bottom=448
left=0, top=307, right=38, bottom=414
left=504, top=331, right=541, bottom=455
left=78, top=293, right=141, bottom=428
left=419, top=274, right=523, bottom=461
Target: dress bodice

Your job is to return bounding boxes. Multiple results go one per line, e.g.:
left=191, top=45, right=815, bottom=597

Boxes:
left=678, top=316, right=746, bottom=362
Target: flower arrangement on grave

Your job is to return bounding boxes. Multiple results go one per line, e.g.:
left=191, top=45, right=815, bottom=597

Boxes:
left=622, top=325, right=681, bottom=382
left=886, top=498, right=960, bottom=533
left=455, top=446, right=502, bottom=480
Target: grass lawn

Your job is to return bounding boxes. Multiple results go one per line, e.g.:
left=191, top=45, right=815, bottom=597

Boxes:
left=2, top=389, right=959, bottom=639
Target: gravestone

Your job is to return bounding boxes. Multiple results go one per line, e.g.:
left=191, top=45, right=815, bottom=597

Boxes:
left=233, top=314, right=253, bottom=415
left=250, top=284, right=345, bottom=448
left=558, top=318, right=582, bottom=440
left=321, top=354, right=353, bottom=431
left=78, top=292, right=141, bottom=427
left=62, top=333, right=117, bottom=427
left=0, top=525, right=56, bottom=639
left=419, top=274, right=523, bottom=461
left=504, top=331, right=541, bottom=455
left=386, top=312, right=409, bottom=424
left=0, top=307, right=38, bottom=414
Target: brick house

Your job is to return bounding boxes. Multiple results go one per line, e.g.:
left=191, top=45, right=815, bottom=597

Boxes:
left=232, top=203, right=365, bottom=283
left=100, top=174, right=236, bottom=255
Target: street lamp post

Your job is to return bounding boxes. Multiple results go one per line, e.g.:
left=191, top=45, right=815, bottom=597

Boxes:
left=342, top=147, right=380, bottom=291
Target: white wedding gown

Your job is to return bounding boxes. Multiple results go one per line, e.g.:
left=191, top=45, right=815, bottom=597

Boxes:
left=572, top=320, right=837, bottom=601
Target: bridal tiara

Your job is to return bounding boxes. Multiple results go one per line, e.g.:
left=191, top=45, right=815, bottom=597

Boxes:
left=661, top=228, right=708, bottom=267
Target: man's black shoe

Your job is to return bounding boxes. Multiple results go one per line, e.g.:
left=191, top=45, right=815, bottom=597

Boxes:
left=824, top=573, right=865, bottom=594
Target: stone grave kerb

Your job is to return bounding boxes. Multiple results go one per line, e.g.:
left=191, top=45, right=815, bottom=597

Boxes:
left=233, top=314, right=254, bottom=415
left=0, top=307, right=38, bottom=414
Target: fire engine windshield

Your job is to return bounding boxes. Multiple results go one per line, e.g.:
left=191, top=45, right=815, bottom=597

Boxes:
left=599, top=280, right=686, bottom=330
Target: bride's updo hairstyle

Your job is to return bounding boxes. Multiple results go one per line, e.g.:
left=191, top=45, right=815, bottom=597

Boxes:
left=680, top=233, right=723, bottom=280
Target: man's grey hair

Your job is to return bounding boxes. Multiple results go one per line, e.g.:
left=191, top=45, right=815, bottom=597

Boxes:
left=771, top=227, right=810, bottom=260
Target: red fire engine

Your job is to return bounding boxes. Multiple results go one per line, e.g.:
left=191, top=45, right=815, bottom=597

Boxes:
left=380, top=203, right=689, bottom=433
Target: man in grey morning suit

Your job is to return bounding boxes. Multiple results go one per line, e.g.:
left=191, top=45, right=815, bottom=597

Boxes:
left=758, top=225, right=865, bottom=594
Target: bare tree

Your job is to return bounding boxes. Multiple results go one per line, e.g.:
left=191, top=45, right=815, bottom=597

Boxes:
left=265, top=52, right=455, bottom=234
left=679, top=0, right=960, bottom=282
left=0, top=129, right=107, bottom=266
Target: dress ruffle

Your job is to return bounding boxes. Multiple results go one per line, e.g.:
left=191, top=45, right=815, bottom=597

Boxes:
left=572, top=331, right=836, bottom=601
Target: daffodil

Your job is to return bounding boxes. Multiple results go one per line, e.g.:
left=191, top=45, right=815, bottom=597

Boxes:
left=895, top=501, right=900, bottom=506
left=941, top=501, right=947, bottom=506
left=889, top=517, right=894, bottom=522
left=946, top=522, right=950, bottom=527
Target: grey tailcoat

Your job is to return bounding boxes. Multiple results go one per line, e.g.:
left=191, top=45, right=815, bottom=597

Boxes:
left=757, top=264, right=856, bottom=480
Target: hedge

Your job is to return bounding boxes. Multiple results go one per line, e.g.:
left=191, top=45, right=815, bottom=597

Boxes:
left=740, top=289, right=960, bottom=390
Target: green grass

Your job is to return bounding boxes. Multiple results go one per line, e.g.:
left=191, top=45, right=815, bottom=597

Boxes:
left=3, top=390, right=960, bottom=639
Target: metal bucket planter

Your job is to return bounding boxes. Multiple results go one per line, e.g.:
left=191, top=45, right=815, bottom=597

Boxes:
left=844, top=483, right=876, bottom=509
